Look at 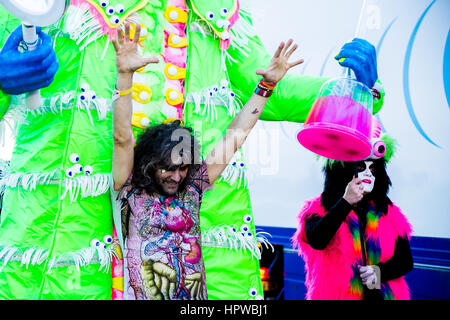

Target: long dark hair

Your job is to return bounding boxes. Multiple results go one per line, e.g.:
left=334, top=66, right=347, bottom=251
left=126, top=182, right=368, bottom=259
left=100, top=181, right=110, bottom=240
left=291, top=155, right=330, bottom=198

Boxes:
left=130, top=120, right=202, bottom=195
left=320, top=158, right=392, bottom=214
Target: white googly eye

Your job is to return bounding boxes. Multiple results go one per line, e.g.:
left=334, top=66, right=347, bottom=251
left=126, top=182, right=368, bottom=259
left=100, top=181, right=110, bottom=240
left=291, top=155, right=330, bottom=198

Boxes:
left=246, top=232, right=253, bottom=238
left=228, top=91, right=235, bottom=98
left=79, top=93, right=86, bottom=101
left=221, top=31, right=230, bottom=40
left=236, top=161, right=245, bottom=168
left=99, top=0, right=108, bottom=8
left=248, top=288, right=257, bottom=296
left=105, top=6, right=115, bottom=15
left=103, top=235, right=113, bottom=244
left=115, top=4, right=124, bottom=14
left=231, top=227, right=237, bottom=233
left=88, top=90, right=96, bottom=100
left=243, top=214, right=252, bottom=223
left=69, top=153, right=79, bottom=164
left=212, top=85, right=218, bottom=92
left=216, top=19, right=225, bottom=28
left=90, top=238, right=100, bottom=248
left=83, top=165, right=93, bottom=176
left=205, top=11, right=214, bottom=20
left=240, top=224, right=249, bottom=233
left=72, top=164, right=83, bottom=174
left=220, top=8, right=229, bottom=16
left=65, top=167, right=74, bottom=178
left=220, top=79, right=229, bottom=87
left=110, top=15, right=120, bottom=25
left=80, top=83, right=90, bottom=92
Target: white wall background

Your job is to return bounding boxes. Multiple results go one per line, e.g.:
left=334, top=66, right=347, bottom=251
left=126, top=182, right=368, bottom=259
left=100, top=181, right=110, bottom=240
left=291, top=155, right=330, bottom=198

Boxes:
left=246, top=0, right=450, bottom=238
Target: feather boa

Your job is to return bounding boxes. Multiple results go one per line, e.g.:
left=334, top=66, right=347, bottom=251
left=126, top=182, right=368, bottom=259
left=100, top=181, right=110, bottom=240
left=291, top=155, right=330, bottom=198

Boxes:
left=292, top=195, right=413, bottom=300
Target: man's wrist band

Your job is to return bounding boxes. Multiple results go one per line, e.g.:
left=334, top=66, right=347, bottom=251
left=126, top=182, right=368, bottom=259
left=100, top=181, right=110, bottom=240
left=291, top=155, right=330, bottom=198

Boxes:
left=115, top=86, right=132, bottom=96
left=254, top=79, right=276, bottom=98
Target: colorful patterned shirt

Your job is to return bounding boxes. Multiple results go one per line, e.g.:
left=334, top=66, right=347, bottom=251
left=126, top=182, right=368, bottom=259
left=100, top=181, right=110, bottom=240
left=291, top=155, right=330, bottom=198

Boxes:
left=119, top=163, right=210, bottom=300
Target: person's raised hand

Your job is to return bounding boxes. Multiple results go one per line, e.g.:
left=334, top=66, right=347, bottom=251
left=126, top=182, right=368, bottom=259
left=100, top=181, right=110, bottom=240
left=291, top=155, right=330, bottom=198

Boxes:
left=255, top=39, right=304, bottom=85
left=343, top=176, right=364, bottom=206
left=112, top=23, right=159, bottom=75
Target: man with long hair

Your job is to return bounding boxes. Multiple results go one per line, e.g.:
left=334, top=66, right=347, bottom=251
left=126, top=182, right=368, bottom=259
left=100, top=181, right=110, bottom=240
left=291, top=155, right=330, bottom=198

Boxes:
left=292, top=144, right=414, bottom=300
left=111, top=23, right=304, bottom=300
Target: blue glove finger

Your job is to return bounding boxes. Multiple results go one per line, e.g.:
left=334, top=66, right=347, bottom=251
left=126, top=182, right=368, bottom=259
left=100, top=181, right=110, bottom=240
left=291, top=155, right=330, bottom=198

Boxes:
left=336, top=38, right=376, bottom=58
left=1, top=54, right=59, bottom=94
left=0, top=41, right=58, bottom=83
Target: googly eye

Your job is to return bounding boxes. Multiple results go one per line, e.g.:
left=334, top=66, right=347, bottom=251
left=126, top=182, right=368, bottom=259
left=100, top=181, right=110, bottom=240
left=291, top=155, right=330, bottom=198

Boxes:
left=105, top=6, right=115, bottom=15
left=98, top=242, right=106, bottom=249
left=205, top=11, right=214, bottom=20
left=103, top=235, right=113, bottom=244
left=216, top=19, right=226, bottom=28
left=79, top=93, right=86, bottom=101
left=80, top=83, right=90, bottom=92
left=115, top=4, right=124, bottom=14
left=221, top=31, right=230, bottom=40
left=69, top=153, right=79, bottom=164
left=99, top=0, right=108, bottom=7
left=240, top=224, right=249, bottom=233
left=231, top=227, right=237, bottom=232
left=212, top=86, right=218, bottom=92
left=90, top=238, right=100, bottom=248
left=243, top=214, right=252, bottom=223
left=220, top=79, right=229, bottom=88
left=246, top=232, right=253, bottom=238
left=228, top=91, right=235, bottom=98
left=248, top=288, right=257, bottom=296
left=72, top=164, right=83, bottom=174
left=83, top=165, right=93, bottom=176
left=65, top=168, right=74, bottom=178
left=232, top=161, right=237, bottom=166
left=110, top=15, right=120, bottom=25
left=236, top=161, right=244, bottom=168
left=220, top=8, right=229, bottom=16
left=87, top=90, right=96, bottom=100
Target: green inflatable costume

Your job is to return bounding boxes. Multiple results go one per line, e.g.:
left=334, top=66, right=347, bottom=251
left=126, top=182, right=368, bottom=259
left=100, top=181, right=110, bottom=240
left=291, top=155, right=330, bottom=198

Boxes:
left=0, top=0, right=384, bottom=299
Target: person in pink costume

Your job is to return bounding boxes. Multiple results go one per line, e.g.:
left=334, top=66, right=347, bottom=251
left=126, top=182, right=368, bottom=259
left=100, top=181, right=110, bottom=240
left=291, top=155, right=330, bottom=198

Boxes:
left=292, top=142, right=413, bottom=300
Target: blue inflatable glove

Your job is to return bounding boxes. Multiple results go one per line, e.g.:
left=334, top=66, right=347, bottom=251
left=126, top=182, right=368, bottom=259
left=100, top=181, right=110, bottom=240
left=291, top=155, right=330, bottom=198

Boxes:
left=0, top=25, right=59, bottom=95
left=335, top=38, right=378, bottom=89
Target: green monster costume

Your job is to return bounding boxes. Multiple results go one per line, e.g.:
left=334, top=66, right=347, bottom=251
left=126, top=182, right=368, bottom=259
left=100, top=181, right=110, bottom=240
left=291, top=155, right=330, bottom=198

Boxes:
left=0, top=0, right=384, bottom=299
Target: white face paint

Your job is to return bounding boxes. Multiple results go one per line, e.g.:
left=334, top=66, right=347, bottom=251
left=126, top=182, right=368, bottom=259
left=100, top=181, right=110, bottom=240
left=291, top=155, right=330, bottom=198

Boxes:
left=357, top=161, right=375, bottom=194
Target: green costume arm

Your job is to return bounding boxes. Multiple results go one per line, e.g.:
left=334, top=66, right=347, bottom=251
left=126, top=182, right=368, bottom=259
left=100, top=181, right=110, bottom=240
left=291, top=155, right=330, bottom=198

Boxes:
left=226, top=12, right=384, bottom=122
